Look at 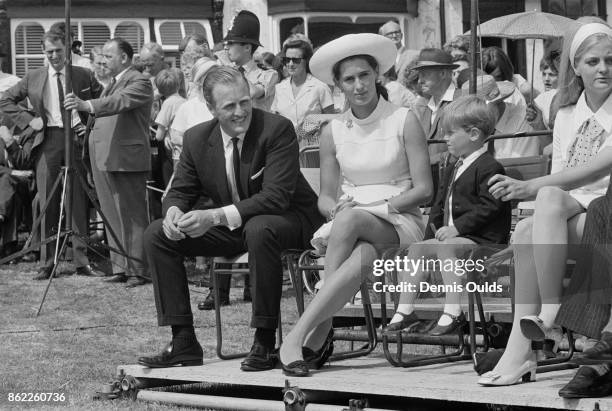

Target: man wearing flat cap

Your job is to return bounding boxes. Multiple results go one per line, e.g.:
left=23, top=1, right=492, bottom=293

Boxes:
left=412, top=48, right=461, bottom=164
left=223, top=10, right=279, bottom=112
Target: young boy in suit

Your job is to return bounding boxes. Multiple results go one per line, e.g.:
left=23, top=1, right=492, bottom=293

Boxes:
left=385, top=95, right=511, bottom=335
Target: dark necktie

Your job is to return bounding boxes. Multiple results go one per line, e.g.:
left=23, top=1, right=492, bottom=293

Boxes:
left=107, top=77, right=117, bottom=95
left=232, top=137, right=245, bottom=200
left=56, top=72, right=64, bottom=110
left=443, top=159, right=463, bottom=226
left=238, top=66, right=245, bottom=75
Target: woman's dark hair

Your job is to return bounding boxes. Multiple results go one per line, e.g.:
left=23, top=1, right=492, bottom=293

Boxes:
left=539, top=49, right=560, bottom=74
left=332, top=54, right=388, bottom=101
left=481, top=46, right=514, bottom=82
left=281, top=39, right=313, bottom=74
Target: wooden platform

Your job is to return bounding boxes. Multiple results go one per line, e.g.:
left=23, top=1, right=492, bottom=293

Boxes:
left=118, top=355, right=612, bottom=410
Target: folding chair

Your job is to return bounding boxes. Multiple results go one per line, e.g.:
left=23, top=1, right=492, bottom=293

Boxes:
left=211, top=250, right=306, bottom=360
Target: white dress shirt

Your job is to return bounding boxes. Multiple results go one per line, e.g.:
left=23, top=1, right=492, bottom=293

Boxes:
left=448, top=146, right=488, bottom=227
left=43, top=65, right=65, bottom=127
left=427, top=83, right=456, bottom=126
left=219, top=128, right=244, bottom=230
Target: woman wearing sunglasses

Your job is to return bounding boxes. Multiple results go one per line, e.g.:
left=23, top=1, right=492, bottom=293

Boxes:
left=271, top=39, right=335, bottom=135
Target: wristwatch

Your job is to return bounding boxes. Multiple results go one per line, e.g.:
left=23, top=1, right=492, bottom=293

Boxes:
left=212, top=209, right=222, bottom=226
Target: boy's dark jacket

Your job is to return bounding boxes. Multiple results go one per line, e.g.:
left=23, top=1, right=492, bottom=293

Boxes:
left=425, top=151, right=511, bottom=244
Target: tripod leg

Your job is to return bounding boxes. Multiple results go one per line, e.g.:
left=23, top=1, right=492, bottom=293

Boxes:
left=36, top=233, right=69, bottom=317
left=52, top=167, right=69, bottom=266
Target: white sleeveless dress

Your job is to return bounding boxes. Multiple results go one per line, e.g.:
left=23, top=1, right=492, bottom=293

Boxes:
left=330, top=98, right=425, bottom=245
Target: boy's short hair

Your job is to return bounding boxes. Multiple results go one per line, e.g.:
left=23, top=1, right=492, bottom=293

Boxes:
left=155, top=68, right=181, bottom=97
left=441, top=95, right=496, bottom=140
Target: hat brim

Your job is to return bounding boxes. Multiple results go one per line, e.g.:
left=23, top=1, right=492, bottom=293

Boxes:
left=412, top=61, right=459, bottom=70
left=309, top=33, right=397, bottom=85
left=488, top=81, right=516, bottom=103
left=223, top=35, right=263, bottom=48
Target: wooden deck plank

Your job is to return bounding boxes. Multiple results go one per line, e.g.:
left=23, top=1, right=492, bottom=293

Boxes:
left=119, top=355, right=611, bottom=410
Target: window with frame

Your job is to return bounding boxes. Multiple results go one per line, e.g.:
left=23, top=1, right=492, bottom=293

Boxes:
left=541, top=0, right=606, bottom=19
left=13, top=20, right=146, bottom=77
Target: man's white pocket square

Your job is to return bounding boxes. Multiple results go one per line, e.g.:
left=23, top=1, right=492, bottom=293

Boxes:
left=80, top=87, right=91, bottom=92
left=250, top=167, right=265, bottom=180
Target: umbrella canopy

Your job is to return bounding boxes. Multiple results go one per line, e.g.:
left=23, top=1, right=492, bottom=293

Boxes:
left=466, top=10, right=581, bottom=40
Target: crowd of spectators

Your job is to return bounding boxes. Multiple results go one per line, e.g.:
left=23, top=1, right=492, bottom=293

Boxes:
left=2, top=10, right=612, bottom=398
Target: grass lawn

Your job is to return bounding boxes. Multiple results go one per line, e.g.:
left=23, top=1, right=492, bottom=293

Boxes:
left=0, top=258, right=305, bottom=410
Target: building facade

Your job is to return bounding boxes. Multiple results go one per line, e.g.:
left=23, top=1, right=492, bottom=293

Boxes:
left=0, top=0, right=609, bottom=83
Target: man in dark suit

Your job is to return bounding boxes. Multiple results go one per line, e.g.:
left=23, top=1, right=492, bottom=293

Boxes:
left=0, top=30, right=103, bottom=278
left=0, top=123, right=36, bottom=255
left=138, top=65, right=323, bottom=370
left=64, top=38, right=153, bottom=288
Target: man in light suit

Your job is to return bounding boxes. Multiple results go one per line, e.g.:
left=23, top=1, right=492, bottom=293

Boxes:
left=0, top=30, right=103, bottom=279
left=138, top=66, right=323, bottom=370
left=65, top=37, right=153, bottom=288
left=412, top=48, right=461, bottom=165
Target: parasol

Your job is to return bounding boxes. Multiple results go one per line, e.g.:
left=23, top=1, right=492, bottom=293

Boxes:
left=465, top=10, right=581, bottom=102
left=469, top=10, right=580, bottom=40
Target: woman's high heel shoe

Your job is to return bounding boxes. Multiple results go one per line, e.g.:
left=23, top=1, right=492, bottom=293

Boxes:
left=303, top=329, right=334, bottom=370
left=477, top=356, right=537, bottom=386
left=520, top=315, right=550, bottom=342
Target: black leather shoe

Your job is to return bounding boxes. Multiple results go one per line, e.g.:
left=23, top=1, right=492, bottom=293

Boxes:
left=125, top=276, right=150, bottom=288
left=76, top=265, right=106, bottom=277
left=474, top=348, right=505, bottom=375
left=559, top=365, right=612, bottom=398
left=21, top=251, right=39, bottom=263
left=281, top=358, right=310, bottom=377
left=33, top=265, right=54, bottom=281
left=302, top=329, right=334, bottom=370
left=581, top=332, right=612, bottom=363
left=383, top=312, right=421, bottom=333
left=138, top=339, right=203, bottom=368
left=430, top=312, right=466, bottom=336
left=197, top=290, right=229, bottom=310
left=243, top=286, right=252, bottom=302
left=105, top=273, right=128, bottom=283
left=240, top=343, right=277, bottom=371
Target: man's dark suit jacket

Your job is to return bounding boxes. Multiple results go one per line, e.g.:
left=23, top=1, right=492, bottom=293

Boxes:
left=426, top=151, right=511, bottom=244
left=0, top=66, right=102, bottom=154
left=163, top=108, right=323, bottom=246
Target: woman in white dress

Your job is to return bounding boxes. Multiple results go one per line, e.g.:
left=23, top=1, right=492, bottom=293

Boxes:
left=278, top=33, right=433, bottom=376
left=479, top=22, right=612, bottom=387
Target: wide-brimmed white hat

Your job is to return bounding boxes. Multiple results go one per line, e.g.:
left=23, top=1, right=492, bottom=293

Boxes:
left=309, top=33, right=397, bottom=85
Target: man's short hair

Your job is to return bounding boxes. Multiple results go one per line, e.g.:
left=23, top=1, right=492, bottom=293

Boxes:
left=441, top=95, right=496, bottom=139
left=49, top=22, right=75, bottom=40
left=179, top=33, right=209, bottom=53
left=140, top=42, right=164, bottom=58
left=155, top=68, right=182, bottom=97
left=107, top=38, right=134, bottom=60
left=202, top=65, right=248, bottom=106
left=378, top=20, right=400, bottom=35
left=41, top=30, right=65, bottom=46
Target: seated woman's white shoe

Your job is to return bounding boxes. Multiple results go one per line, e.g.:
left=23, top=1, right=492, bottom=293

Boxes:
left=477, top=356, right=537, bottom=386
left=520, top=315, right=552, bottom=342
